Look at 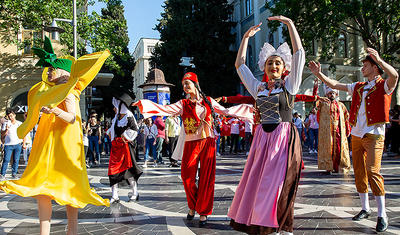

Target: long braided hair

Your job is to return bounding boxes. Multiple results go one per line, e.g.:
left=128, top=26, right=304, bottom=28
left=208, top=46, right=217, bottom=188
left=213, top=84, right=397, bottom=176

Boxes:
left=193, top=82, right=219, bottom=128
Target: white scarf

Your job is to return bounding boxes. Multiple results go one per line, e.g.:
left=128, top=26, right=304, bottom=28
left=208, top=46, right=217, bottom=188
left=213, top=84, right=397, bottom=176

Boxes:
left=108, top=97, right=137, bottom=141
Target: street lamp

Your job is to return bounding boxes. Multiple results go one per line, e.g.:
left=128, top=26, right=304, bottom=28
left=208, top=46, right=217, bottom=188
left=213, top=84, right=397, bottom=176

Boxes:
left=43, top=0, right=77, bottom=58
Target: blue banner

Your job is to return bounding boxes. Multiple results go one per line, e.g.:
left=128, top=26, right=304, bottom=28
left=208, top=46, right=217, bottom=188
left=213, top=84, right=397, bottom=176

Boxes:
left=158, top=92, right=170, bottom=105
left=143, top=92, right=158, bottom=103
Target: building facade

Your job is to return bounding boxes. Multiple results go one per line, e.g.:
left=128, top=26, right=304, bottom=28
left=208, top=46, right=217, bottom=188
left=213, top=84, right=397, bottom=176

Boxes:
left=0, top=29, right=113, bottom=120
left=132, top=38, right=161, bottom=102
left=229, top=0, right=399, bottom=117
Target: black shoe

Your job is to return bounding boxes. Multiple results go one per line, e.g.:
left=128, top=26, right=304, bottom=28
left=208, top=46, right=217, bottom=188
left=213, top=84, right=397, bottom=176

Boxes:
left=136, top=193, right=140, bottom=201
left=199, top=216, right=208, bottom=226
left=376, top=217, right=388, bottom=232
left=187, top=212, right=195, bottom=220
left=352, top=209, right=371, bottom=221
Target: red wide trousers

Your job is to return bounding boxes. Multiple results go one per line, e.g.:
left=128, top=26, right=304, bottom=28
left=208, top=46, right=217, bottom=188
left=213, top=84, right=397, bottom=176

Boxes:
left=181, top=137, right=216, bottom=215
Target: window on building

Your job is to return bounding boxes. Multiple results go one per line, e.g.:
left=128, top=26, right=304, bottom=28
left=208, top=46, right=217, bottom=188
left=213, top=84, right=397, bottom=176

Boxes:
left=22, top=30, right=41, bottom=56
left=147, top=46, right=155, bottom=54
left=306, top=40, right=317, bottom=56
left=244, top=0, right=253, bottom=17
left=268, top=32, right=274, bottom=46
left=228, top=12, right=234, bottom=22
left=312, top=40, right=317, bottom=56
left=337, top=33, right=347, bottom=57
left=51, top=31, right=58, bottom=40
left=247, top=45, right=253, bottom=69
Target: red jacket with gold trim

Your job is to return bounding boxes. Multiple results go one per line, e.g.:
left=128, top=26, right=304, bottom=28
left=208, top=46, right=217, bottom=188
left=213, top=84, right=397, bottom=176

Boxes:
left=181, top=97, right=213, bottom=134
left=349, top=77, right=392, bottom=126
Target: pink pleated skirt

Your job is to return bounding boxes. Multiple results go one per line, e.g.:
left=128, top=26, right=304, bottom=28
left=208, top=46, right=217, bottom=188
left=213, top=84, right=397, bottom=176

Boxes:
left=228, top=122, right=291, bottom=228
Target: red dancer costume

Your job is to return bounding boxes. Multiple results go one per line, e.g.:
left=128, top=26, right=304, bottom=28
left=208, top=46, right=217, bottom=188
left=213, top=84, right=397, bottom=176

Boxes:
left=108, top=91, right=142, bottom=203
left=309, top=50, right=398, bottom=232
left=135, top=72, right=253, bottom=222
left=316, top=86, right=351, bottom=174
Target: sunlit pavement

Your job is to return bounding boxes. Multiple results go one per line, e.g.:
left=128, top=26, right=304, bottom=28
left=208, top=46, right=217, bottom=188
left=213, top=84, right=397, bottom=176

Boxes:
left=0, top=151, right=399, bottom=234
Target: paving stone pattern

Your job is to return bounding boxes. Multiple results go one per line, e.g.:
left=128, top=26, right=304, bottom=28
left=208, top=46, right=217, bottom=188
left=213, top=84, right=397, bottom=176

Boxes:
left=0, top=152, right=399, bottom=234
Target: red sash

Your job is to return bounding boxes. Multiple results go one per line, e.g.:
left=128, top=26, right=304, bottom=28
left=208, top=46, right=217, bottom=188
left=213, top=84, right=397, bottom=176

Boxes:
left=108, top=137, right=133, bottom=176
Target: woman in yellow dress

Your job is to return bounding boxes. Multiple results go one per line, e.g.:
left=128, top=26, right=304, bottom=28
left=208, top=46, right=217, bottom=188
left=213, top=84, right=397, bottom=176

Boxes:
left=0, top=37, right=110, bottom=235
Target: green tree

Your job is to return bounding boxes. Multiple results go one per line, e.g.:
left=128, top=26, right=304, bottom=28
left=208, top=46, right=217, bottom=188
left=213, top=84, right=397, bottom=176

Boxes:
left=266, top=0, right=400, bottom=63
left=0, top=0, right=134, bottom=87
left=151, top=0, right=237, bottom=101
left=82, top=0, right=135, bottom=88
left=0, top=0, right=91, bottom=55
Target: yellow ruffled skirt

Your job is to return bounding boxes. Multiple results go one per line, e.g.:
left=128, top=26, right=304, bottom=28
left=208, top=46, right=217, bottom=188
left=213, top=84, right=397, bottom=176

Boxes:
left=0, top=99, right=109, bottom=208
left=0, top=50, right=111, bottom=208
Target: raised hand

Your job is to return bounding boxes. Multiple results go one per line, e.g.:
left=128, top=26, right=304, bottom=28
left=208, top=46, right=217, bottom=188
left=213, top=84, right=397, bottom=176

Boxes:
left=366, top=48, right=382, bottom=63
left=308, top=61, right=321, bottom=75
left=268, top=15, right=293, bottom=25
left=244, top=22, right=262, bottom=38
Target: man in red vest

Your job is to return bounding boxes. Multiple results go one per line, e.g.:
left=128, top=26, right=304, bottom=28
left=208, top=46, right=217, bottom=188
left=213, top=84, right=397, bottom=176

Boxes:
left=309, top=48, right=398, bottom=232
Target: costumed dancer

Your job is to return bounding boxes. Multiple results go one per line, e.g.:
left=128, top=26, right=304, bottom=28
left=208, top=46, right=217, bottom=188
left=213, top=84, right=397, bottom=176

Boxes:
left=228, top=16, right=305, bottom=235
left=107, top=90, right=143, bottom=203
left=314, top=83, right=351, bottom=174
left=134, top=72, right=253, bottom=225
left=309, top=47, right=398, bottom=232
left=0, top=37, right=110, bottom=235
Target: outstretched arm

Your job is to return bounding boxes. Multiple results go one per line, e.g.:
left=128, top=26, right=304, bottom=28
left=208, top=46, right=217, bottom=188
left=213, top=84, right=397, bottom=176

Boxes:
left=366, top=48, right=399, bottom=91
left=211, top=98, right=254, bottom=124
left=133, top=99, right=183, bottom=118
left=309, top=61, right=348, bottom=91
left=235, top=23, right=262, bottom=69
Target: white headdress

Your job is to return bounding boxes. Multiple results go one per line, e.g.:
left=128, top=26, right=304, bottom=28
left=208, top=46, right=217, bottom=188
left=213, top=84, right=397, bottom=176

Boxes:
left=258, top=42, right=292, bottom=72
left=323, top=83, right=337, bottom=96
left=108, top=97, right=137, bottom=141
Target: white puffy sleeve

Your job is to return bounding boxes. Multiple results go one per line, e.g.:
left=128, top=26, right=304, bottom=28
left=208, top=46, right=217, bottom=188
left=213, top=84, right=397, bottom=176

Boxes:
left=236, top=64, right=262, bottom=98
left=284, top=48, right=306, bottom=95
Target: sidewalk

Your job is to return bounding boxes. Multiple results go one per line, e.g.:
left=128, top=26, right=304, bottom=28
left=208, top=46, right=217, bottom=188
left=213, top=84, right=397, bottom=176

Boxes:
left=0, top=151, right=399, bottom=234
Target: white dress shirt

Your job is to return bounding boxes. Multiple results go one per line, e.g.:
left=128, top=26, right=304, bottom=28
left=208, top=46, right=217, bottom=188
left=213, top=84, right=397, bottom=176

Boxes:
left=347, top=77, right=394, bottom=138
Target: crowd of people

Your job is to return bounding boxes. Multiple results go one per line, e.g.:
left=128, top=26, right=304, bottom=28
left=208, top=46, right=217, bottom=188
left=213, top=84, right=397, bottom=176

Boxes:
left=0, top=15, right=399, bottom=235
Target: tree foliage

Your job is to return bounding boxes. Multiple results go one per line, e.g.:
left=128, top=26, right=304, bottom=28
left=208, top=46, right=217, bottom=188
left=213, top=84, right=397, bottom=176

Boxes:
left=0, top=0, right=89, bottom=55
left=0, top=0, right=134, bottom=87
left=81, top=0, right=134, bottom=87
left=151, top=0, right=237, bottom=101
left=266, top=0, right=400, bottom=63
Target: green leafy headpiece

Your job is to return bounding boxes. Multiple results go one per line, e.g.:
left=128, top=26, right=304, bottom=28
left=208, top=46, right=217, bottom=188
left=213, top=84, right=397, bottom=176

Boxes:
left=32, top=36, right=72, bottom=72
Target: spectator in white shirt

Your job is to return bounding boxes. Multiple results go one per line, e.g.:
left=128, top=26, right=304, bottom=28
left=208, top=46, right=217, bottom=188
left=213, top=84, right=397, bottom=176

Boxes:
left=292, top=112, right=304, bottom=145
left=1, top=109, right=25, bottom=180
left=143, top=118, right=158, bottom=168
left=229, top=118, right=240, bottom=154
left=307, top=108, right=319, bottom=154
left=244, top=120, right=253, bottom=155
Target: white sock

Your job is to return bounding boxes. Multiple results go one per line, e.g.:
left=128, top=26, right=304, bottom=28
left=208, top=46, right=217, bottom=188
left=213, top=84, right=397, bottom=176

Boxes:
left=127, top=177, right=138, bottom=197
left=375, top=195, right=387, bottom=218
left=359, top=193, right=370, bottom=211
left=280, top=231, right=293, bottom=235
left=111, top=184, right=119, bottom=199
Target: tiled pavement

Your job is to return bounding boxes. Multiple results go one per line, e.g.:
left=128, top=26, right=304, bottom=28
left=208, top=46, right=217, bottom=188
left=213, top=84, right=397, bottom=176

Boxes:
left=0, top=151, right=399, bottom=234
